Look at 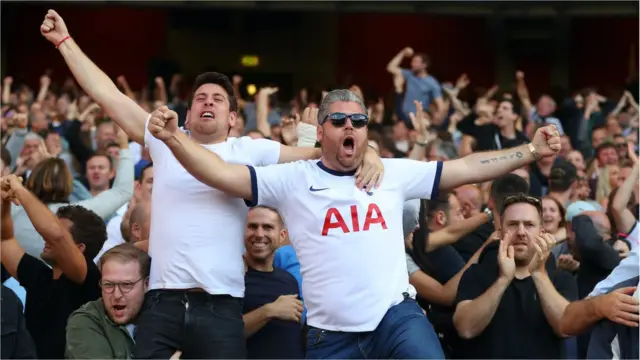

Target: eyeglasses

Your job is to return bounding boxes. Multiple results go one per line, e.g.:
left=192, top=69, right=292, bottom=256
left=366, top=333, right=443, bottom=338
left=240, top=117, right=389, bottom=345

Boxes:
left=100, top=277, right=145, bottom=294
left=321, top=112, right=369, bottom=128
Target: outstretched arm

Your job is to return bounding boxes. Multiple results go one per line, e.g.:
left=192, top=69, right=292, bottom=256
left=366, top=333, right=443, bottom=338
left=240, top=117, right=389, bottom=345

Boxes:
left=41, top=10, right=149, bottom=144
left=149, top=108, right=253, bottom=201
left=440, top=125, right=561, bottom=190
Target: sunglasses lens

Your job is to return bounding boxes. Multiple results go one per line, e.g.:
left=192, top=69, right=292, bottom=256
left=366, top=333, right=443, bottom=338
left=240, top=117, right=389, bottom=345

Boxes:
left=350, top=114, right=369, bottom=128
left=328, top=113, right=347, bottom=127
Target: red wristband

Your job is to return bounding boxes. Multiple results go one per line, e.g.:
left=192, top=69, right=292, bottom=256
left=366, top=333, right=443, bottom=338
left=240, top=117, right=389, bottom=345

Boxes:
left=56, top=35, right=71, bottom=49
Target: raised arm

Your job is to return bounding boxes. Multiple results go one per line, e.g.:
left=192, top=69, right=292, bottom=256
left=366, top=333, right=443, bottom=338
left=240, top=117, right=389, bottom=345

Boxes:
left=3, top=175, right=88, bottom=284
left=149, top=107, right=253, bottom=200
left=425, top=212, right=490, bottom=252
left=387, top=47, right=412, bottom=75
left=40, top=10, right=148, bottom=144
left=610, top=159, right=638, bottom=236
left=440, top=125, right=560, bottom=190
left=1, top=189, right=25, bottom=280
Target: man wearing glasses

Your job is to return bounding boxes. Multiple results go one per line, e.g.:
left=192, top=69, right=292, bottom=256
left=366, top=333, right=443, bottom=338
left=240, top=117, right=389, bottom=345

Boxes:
left=66, top=243, right=151, bottom=359
left=147, top=89, right=562, bottom=358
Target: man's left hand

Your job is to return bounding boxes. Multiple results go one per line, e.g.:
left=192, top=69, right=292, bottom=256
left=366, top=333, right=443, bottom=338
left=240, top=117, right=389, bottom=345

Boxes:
left=531, top=125, right=562, bottom=158
left=356, top=147, right=384, bottom=192
left=528, top=231, right=556, bottom=274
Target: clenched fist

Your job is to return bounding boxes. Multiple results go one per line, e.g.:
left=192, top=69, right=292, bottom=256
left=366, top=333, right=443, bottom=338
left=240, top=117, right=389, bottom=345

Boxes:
left=148, top=106, right=179, bottom=142
left=40, top=10, right=70, bottom=45
left=531, top=124, right=562, bottom=158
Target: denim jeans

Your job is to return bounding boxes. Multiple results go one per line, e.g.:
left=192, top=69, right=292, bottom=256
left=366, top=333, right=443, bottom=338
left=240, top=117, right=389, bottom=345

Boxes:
left=133, top=290, right=246, bottom=359
left=306, top=297, right=444, bottom=359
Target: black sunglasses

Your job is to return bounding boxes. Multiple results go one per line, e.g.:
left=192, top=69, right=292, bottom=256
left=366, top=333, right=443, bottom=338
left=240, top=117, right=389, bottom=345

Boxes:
left=322, top=112, right=369, bottom=128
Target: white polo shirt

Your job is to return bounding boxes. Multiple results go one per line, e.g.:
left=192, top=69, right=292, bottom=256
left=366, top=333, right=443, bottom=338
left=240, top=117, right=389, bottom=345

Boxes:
left=144, top=120, right=280, bottom=297
left=248, top=158, right=442, bottom=332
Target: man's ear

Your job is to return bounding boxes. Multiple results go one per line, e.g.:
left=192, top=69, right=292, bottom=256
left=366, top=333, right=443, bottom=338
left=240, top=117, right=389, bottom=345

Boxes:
left=228, top=111, right=238, bottom=129
left=317, top=125, right=323, bottom=143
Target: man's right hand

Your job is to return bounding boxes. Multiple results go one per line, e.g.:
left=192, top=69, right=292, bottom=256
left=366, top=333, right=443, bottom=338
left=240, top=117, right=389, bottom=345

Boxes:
left=148, top=106, right=179, bottom=142
left=595, top=287, right=639, bottom=328
left=40, top=10, right=70, bottom=45
left=403, top=47, right=414, bottom=57
left=266, top=294, right=303, bottom=323
left=498, top=231, right=516, bottom=281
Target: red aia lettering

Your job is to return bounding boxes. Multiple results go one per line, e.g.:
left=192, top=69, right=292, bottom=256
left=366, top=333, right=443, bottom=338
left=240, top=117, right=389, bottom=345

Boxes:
left=321, top=204, right=388, bottom=236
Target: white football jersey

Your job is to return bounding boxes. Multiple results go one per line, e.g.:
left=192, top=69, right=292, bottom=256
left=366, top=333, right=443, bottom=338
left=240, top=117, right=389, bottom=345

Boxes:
left=249, top=158, right=442, bottom=331
left=144, top=118, right=281, bottom=297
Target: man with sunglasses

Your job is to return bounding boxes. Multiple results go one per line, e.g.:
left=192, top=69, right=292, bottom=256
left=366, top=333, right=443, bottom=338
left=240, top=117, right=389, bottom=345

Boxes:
left=148, top=89, right=562, bottom=358
left=66, top=243, right=151, bottom=359
left=453, top=193, right=578, bottom=358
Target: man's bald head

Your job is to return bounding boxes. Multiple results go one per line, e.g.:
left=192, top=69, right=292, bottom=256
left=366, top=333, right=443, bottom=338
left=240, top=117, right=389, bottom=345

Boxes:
left=583, top=211, right=611, bottom=241
left=129, top=200, right=151, bottom=243
left=455, top=185, right=483, bottom=218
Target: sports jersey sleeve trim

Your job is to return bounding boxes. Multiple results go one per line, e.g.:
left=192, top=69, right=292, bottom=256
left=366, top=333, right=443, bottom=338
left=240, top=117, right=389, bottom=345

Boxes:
left=245, top=165, right=258, bottom=207
left=431, top=161, right=443, bottom=199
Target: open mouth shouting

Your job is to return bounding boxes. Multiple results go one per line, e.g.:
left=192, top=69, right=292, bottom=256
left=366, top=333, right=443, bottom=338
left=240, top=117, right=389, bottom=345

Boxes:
left=341, top=136, right=355, bottom=156
left=200, top=111, right=215, bottom=120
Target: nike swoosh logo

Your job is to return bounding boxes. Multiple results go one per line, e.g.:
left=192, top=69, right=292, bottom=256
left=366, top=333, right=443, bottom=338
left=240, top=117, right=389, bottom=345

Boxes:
left=309, top=186, right=329, bottom=192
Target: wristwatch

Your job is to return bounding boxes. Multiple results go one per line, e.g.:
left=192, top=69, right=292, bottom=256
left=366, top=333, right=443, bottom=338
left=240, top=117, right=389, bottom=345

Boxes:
left=528, top=143, right=541, bottom=161
left=484, top=207, right=494, bottom=222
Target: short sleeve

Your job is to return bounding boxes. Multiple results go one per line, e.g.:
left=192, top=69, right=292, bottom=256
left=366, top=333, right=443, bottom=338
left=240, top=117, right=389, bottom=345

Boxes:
left=80, top=259, right=102, bottom=298
left=384, top=159, right=442, bottom=200
left=406, top=253, right=420, bottom=276
left=589, top=247, right=639, bottom=297
left=401, top=69, right=412, bottom=80
left=454, top=263, right=495, bottom=307
left=427, top=77, right=443, bottom=99
left=16, top=254, right=51, bottom=292
left=246, top=161, right=301, bottom=209
left=237, top=136, right=281, bottom=166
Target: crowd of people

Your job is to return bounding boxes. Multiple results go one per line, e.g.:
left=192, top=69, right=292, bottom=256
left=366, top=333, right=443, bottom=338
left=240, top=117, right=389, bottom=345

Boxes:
left=0, top=8, right=638, bottom=360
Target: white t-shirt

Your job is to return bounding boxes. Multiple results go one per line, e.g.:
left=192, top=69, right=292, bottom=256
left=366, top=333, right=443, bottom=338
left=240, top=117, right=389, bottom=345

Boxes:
left=248, top=158, right=442, bottom=331
left=144, top=121, right=281, bottom=296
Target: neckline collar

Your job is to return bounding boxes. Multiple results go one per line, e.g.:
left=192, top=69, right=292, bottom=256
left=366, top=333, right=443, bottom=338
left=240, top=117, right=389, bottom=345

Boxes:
left=316, top=161, right=356, bottom=176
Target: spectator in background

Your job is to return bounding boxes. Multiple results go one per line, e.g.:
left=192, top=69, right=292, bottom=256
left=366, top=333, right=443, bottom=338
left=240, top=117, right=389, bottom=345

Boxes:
left=11, top=146, right=132, bottom=260
left=242, top=206, right=304, bottom=359
left=85, top=153, right=115, bottom=197
left=1, top=285, right=36, bottom=359
left=542, top=196, right=568, bottom=258
left=387, top=47, right=444, bottom=127
left=1, top=175, right=105, bottom=359
left=453, top=193, right=578, bottom=359
left=546, top=159, right=579, bottom=207
left=66, top=243, right=151, bottom=359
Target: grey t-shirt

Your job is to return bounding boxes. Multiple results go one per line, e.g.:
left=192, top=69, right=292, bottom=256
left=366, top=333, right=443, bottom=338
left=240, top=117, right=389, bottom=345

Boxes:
left=406, top=253, right=420, bottom=276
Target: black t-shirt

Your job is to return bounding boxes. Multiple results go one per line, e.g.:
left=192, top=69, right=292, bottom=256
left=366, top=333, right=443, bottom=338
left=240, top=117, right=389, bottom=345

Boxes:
left=1, top=285, right=37, bottom=360
left=454, top=261, right=578, bottom=359
left=457, top=113, right=529, bottom=152
left=17, top=254, right=101, bottom=359
left=243, top=267, right=304, bottom=359
left=454, top=222, right=495, bottom=262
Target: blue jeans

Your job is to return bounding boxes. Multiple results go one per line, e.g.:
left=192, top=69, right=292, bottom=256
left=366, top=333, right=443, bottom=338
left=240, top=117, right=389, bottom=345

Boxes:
left=306, top=297, right=444, bottom=359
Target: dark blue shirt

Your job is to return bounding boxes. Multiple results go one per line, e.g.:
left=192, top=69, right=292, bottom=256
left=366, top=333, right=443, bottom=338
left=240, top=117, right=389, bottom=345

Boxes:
left=243, top=267, right=304, bottom=359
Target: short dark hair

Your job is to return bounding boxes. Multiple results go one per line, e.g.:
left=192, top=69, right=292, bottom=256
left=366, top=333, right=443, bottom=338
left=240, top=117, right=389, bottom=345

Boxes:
left=501, top=99, right=521, bottom=117
left=1, top=146, right=11, bottom=170
left=249, top=205, right=284, bottom=226
left=490, top=174, right=530, bottom=214
left=424, top=192, right=451, bottom=222
left=187, top=72, right=238, bottom=112
left=56, top=205, right=107, bottom=260
left=86, top=152, right=113, bottom=170
left=137, top=162, right=154, bottom=182
left=414, top=53, right=431, bottom=68
left=500, top=193, right=543, bottom=220
left=549, top=159, right=578, bottom=192
left=596, top=142, right=616, bottom=155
